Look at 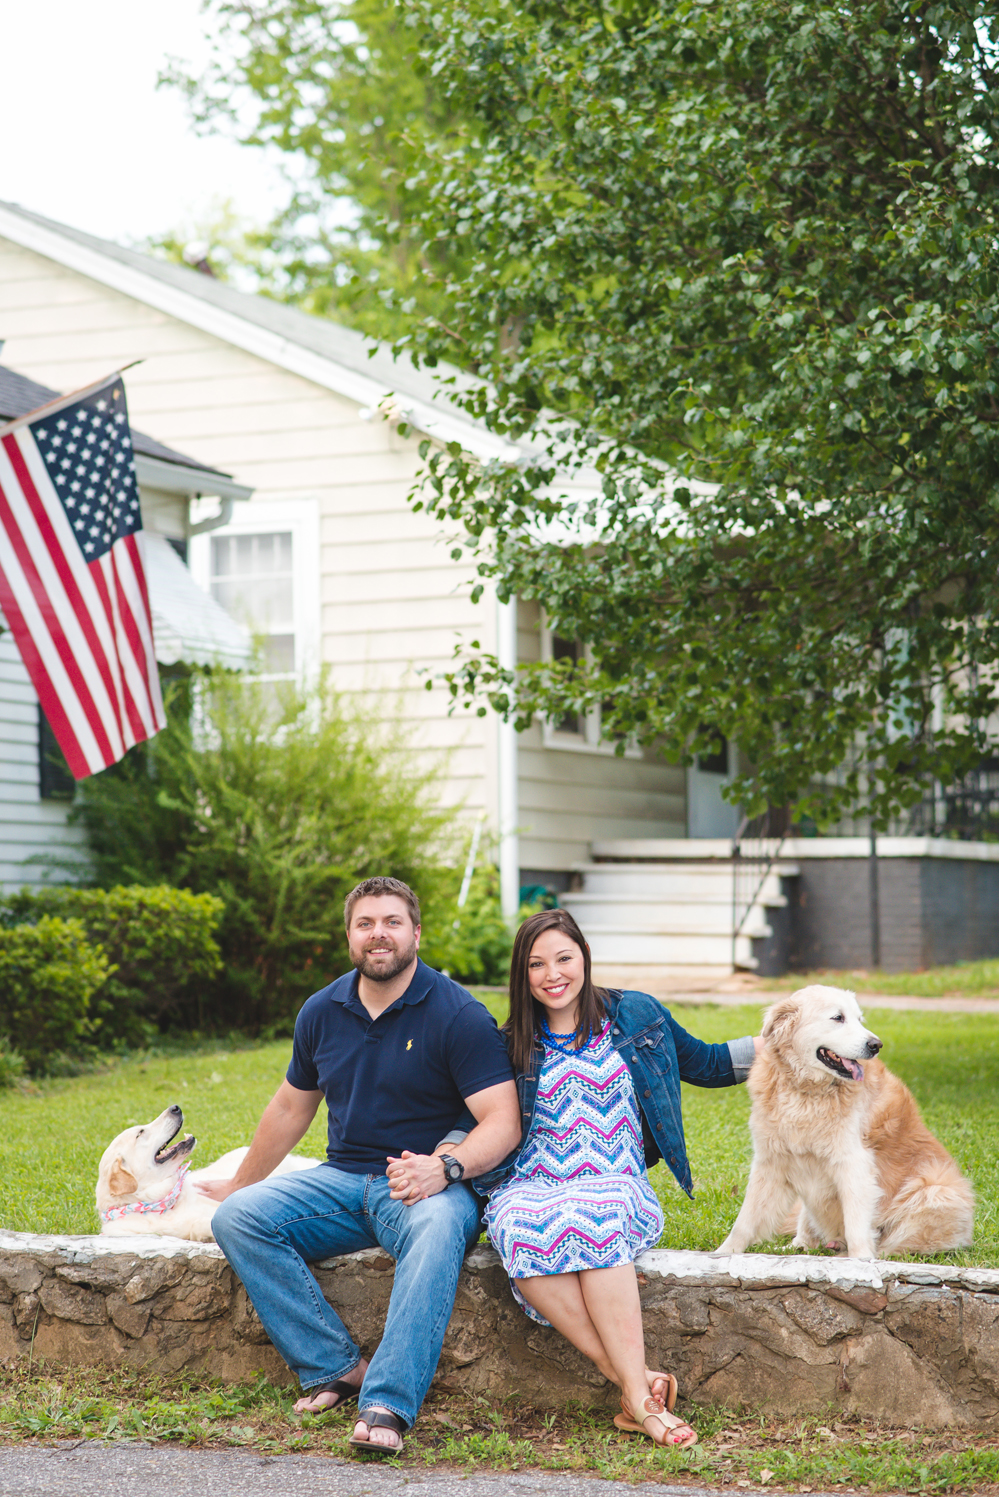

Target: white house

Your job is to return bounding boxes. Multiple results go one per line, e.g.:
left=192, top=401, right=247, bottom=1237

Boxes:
left=0, top=202, right=704, bottom=920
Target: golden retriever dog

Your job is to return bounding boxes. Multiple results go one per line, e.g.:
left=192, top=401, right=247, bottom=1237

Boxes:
left=97, top=1104, right=321, bottom=1242
left=716, top=985, right=974, bottom=1260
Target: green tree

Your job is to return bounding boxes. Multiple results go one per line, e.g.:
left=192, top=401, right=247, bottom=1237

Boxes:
left=402, top=0, right=999, bottom=828
left=163, top=0, right=469, bottom=342
left=71, top=674, right=457, bottom=1033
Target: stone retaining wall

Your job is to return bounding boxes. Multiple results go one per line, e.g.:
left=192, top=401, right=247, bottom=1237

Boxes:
left=1, top=1230, right=997, bottom=1427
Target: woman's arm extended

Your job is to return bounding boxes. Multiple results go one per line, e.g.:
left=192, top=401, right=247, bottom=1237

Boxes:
left=667, top=1012, right=762, bottom=1087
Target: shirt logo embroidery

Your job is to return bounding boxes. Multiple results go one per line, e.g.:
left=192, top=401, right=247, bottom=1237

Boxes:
left=406, top=1039, right=413, bottom=1051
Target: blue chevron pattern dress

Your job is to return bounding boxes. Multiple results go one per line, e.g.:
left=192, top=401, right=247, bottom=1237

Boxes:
left=484, top=1021, right=665, bottom=1325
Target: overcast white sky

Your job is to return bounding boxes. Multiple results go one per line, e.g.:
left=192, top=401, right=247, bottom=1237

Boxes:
left=0, top=0, right=289, bottom=246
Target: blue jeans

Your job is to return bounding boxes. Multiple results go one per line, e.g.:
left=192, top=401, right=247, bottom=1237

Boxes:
left=212, top=1165, right=481, bottom=1428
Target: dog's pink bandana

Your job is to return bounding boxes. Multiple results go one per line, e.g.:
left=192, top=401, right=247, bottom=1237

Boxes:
left=100, top=1162, right=191, bottom=1225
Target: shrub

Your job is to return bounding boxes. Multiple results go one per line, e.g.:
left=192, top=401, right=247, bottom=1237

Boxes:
left=0, top=1041, right=26, bottom=1089
left=0, top=886, right=223, bottom=1048
left=0, top=917, right=109, bottom=1073
left=69, top=673, right=455, bottom=1034
left=420, top=863, right=512, bottom=986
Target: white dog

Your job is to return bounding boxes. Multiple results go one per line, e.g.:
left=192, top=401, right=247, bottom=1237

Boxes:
left=97, top=1104, right=321, bottom=1242
left=716, top=985, right=974, bottom=1261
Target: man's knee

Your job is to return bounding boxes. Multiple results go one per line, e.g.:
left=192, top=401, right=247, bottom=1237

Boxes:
left=211, top=1190, right=258, bottom=1251
left=405, top=1188, right=480, bottom=1248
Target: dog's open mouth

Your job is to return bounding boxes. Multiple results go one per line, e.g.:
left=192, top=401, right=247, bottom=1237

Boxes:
left=155, top=1118, right=196, bottom=1166
left=817, top=1047, right=864, bottom=1081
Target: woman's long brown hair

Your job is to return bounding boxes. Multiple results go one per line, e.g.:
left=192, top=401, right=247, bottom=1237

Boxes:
left=505, top=909, right=608, bottom=1076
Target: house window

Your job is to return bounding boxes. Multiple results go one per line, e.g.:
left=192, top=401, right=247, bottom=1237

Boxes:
left=210, top=531, right=295, bottom=675
left=38, top=708, right=74, bottom=801
left=540, top=618, right=640, bottom=757
left=551, top=635, right=584, bottom=736
left=697, top=732, right=729, bottom=775
left=190, top=497, right=320, bottom=683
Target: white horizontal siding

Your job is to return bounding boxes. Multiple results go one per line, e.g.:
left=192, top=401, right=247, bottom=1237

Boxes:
left=0, top=630, right=86, bottom=890
left=515, top=601, right=686, bottom=869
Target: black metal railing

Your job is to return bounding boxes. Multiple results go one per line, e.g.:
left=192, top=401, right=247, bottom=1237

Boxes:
left=732, top=805, right=791, bottom=968
left=905, top=759, right=999, bottom=842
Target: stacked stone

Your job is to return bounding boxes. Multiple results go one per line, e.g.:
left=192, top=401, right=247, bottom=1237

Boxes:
left=0, top=1232, right=996, bottom=1427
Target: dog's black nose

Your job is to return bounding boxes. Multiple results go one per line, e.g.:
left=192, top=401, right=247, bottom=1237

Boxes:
left=866, top=1037, right=883, bottom=1055
left=168, top=1103, right=182, bottom=1115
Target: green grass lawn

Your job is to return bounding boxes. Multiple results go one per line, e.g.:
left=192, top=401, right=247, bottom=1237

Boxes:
left=758, top=957, right=999, bottom=998
left=2, top=993, right=998, bottom=1266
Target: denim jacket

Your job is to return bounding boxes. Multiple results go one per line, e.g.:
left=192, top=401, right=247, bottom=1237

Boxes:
left=471, top=990, right=756, bottom=1199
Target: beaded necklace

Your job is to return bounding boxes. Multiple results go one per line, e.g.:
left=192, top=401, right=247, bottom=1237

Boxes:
left=539, top=1015, right=593, bottom=1055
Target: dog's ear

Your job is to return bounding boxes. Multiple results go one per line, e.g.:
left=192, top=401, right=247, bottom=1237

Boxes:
left=762, top=997, right=798, bottom=1052
left=107, top=1158, right=138, bottom=1198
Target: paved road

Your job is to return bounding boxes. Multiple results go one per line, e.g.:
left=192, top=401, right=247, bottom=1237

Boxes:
left=0, top=1441, right=848, bottom=1497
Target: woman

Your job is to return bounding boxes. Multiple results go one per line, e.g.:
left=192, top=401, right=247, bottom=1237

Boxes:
left=477, top=909, right=759, bottom=1449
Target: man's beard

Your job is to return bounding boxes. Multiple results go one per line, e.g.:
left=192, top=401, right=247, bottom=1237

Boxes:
left=351, top=938, right=418, bottom=983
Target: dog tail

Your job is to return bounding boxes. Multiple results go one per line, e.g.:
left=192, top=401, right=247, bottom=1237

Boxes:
left=880, top=1158, right=975, bottom=1253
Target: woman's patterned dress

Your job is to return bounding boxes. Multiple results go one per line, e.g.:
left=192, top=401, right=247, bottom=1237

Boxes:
left=484, top=1021, right=665, bottom=1324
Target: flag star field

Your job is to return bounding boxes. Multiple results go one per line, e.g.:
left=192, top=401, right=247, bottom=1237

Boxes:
left=32, top=381, right=142, bottom=560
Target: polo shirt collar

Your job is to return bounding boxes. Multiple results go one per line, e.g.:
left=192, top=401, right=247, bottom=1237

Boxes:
left=330, top=958, right=435, bottom=1008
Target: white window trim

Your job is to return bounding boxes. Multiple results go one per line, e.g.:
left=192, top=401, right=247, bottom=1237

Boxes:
left=188, top=496, right=321, bottom=682
left=539, top=616, right=641, bottom=758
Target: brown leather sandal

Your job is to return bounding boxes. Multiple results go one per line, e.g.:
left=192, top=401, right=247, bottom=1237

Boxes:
left=294, top=1377, right=361, bottom=1415
left=348, top=1407, right=407, bottom=1454
left=614, top=1395, right=697, bottom=1448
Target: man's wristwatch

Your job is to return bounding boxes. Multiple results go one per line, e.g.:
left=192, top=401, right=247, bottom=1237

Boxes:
left=439, top=1153, right=465, bottom=1186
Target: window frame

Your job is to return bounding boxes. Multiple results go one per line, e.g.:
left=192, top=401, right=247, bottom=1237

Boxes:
left=539, top=616, right=641, bottom=758
left=189, top=497, right=320, bottom=682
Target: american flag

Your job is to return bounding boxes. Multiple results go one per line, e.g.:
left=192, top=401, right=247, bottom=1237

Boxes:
left=0, top=372, right=166, bottom=780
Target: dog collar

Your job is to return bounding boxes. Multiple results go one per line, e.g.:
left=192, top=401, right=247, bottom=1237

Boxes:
left=100, top=1161, right=191, bottom=1224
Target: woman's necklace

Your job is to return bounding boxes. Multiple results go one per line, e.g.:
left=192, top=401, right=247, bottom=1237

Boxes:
left=539, top=1015, right=593, bottom=1054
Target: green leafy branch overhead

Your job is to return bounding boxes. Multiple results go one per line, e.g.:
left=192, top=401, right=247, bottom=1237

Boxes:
left=401, top=0, right=999, bottom=827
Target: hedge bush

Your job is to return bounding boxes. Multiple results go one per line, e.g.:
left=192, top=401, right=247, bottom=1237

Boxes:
left=0, top=916, right=109, bottom=1073
left=0, top=886, right=223, bottom=1048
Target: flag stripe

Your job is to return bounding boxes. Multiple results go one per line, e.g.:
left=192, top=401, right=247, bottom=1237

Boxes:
left=3, top=433, right=127, bottom=758
left=0, top=563, right=92, bottom=780
left=119, top=533, right=166, bottom=731
left=91, top=554, right=145, bottom=747
left=101, top=548, right=156, bottom=742
left=0, top=445, right=118, bottom=770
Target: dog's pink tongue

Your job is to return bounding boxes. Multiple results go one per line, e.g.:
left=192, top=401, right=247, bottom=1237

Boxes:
left=844, top=1058, right=864, bottom=1081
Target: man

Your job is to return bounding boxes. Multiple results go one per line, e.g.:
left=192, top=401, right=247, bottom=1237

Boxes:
left=203, top=876, right=520, bottom=1454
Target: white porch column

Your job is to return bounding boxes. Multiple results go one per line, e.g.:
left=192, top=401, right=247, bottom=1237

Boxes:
left=497, top=596, right=519, bottom=922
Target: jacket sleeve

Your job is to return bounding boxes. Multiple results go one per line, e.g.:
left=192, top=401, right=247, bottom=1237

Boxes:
left=665, top=1010, right=752, bottom=1088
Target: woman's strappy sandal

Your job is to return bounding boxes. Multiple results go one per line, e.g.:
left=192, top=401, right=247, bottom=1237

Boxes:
left=615, top=1394, right=698, bottom=1448
left=348, top=1407, right=407, bottom=1455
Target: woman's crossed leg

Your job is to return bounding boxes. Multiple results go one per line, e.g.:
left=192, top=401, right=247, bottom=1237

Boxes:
left=515, top=1264, right=695, bottom=1446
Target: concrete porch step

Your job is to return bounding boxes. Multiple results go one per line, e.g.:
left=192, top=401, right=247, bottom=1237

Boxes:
left=560, top=895, right=777, bottom=937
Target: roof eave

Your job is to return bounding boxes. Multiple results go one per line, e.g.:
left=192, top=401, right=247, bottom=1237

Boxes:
left=0, top=204, right=517, bottom=466
left=134, top=453, right=253, bottom=502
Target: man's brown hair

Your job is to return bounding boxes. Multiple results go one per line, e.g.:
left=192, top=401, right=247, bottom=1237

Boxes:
left=343, top=877, right=421, bottom=930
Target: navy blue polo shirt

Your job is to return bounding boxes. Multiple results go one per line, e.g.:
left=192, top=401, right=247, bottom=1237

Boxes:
left=286, top=958, right=513, bottom=1174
